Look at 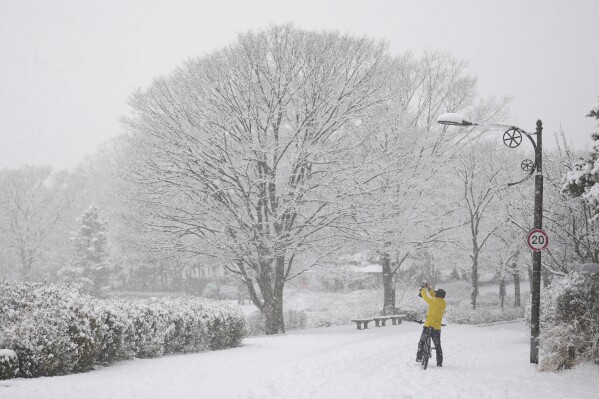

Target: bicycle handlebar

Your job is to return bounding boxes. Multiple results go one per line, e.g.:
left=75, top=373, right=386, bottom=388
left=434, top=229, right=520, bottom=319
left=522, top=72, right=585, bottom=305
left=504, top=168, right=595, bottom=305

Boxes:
left=411, top=320, right=446, bottom=326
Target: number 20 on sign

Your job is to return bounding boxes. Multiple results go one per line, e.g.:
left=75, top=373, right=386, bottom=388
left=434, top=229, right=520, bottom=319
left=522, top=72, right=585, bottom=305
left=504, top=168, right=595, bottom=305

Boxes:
left=527, top=229, right=548, bottom=252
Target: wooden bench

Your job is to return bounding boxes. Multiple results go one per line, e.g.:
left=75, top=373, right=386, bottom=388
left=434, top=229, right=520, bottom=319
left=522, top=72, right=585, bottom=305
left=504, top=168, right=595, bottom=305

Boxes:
left=350, top=318, right=373, bottom=330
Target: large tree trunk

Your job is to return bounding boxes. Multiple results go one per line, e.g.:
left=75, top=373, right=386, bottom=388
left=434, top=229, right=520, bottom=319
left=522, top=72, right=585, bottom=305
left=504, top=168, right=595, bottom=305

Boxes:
left=381, top=251, right=396, bottom=315
left=542, top=267, right=552, bottom=288
left=499, top=276, right=506, bottom=309
left=263, top=297, right=285, bottom=335
left=471, top=251, right=479, bottom=310
left=20, top=253, right=33, bottom=282
left=249, top=257, right=286, bottom=335
left=513, top=271, right=521, bottom=307
left=271, top=256, right=286, bottom=334
left=22, top=268, right=32, bottom=282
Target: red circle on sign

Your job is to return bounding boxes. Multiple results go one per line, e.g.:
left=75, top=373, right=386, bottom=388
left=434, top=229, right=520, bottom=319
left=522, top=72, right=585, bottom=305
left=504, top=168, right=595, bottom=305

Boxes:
left=527, top=229, right=548, bottom=252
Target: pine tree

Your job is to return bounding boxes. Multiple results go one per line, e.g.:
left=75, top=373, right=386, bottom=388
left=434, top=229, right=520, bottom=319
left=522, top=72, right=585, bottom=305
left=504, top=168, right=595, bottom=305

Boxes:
left=61, top=205, right=112, bottom=294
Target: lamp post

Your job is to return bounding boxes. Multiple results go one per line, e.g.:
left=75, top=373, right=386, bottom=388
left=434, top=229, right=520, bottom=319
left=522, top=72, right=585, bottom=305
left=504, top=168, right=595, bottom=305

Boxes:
left=437, top=113, right=544, bottom=364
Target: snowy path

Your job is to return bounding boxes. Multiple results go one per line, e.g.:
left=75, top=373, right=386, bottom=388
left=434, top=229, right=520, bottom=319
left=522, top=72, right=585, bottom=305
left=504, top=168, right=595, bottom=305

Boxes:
left=3, top=321, right=598, bottom=399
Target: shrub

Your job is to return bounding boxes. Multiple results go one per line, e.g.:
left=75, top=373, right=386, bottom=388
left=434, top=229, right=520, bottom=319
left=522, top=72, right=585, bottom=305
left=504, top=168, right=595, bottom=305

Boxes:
left=0, top=349, right=18, bottom=380
left=94, top=305, right=130, bottom=364
left=0, top=283, right=103, bottom=377
left=112, top=298, right=170, bottom=358
left=0, top=283, right=247, bottom=379
left=286, top=310, right=308, bottom=331
left=445, top=302, right=524, bottom=325
left=539, top=273, right=599, bottom=371
left=97, top=297, right=248, bottom=357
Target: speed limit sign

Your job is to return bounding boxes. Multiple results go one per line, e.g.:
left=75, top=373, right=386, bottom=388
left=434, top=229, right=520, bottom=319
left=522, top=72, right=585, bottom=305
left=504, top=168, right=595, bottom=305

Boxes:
left=527, top=229, right=548, bottom=252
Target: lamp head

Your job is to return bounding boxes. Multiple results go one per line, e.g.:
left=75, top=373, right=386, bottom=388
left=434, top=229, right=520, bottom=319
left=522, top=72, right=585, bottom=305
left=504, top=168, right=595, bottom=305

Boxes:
left=437, top=113, right=475, bottom=126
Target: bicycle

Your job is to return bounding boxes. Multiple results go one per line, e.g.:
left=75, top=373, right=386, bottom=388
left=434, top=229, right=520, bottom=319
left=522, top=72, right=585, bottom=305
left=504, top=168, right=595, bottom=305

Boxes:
left=413, top=320, right=446, bottom=370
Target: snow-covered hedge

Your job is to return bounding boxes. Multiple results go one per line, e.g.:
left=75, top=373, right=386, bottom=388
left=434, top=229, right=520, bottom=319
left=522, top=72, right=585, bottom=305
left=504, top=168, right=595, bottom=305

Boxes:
left=444, top=302, right=524, bottom=325
left=0, top=283, right=102, bottom=377
left=539, top=273, right=599, bottom=371
left=0, top=349, right=18, bottom=380
left=101, top=297, right=247, bottom=357
left=0, top=283, right=247, bottom=379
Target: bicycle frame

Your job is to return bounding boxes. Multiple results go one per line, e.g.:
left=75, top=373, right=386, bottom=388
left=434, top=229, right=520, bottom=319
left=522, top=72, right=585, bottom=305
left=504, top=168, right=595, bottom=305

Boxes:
left=422, top=332, right=433, bottom=369
left=411, top=320, right=445, bottom=370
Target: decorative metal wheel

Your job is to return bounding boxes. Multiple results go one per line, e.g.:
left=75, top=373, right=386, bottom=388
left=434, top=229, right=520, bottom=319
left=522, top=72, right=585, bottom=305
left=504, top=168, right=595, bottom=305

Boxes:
left=521, top=159, right=534, bottom=172
left=503, top=128, right=522, bottom=148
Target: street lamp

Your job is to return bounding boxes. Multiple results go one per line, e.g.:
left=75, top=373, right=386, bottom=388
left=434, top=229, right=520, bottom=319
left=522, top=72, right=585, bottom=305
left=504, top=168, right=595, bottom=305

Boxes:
left=437, top=113, right=544, bottom=365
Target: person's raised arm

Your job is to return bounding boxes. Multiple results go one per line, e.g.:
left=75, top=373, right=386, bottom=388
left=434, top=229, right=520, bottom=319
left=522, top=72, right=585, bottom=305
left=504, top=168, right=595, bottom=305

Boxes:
left=421, top=287, right=434, bottom=304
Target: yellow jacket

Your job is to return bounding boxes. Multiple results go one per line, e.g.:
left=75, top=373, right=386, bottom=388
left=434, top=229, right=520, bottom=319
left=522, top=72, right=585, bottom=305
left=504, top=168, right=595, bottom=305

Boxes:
left=421, top=288, right=446, bottom=330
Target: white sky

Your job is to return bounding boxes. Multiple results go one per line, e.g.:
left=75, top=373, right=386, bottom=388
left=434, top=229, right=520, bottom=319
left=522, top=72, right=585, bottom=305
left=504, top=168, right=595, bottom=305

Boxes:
left=1, top=0, right=598, bottom=169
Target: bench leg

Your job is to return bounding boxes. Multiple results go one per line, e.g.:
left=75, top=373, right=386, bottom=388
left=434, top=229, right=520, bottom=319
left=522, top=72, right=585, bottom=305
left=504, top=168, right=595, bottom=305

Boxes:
left=364, top=321, right=370, bottom=329
left=356, top=322, right=362, bottom=330
left=381, top=320, right=387, bottom=326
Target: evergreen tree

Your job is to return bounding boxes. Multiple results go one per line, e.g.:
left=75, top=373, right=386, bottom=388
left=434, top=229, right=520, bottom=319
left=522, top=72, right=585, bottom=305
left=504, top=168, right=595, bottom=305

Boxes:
left=61, top=205, right=112, bottom=294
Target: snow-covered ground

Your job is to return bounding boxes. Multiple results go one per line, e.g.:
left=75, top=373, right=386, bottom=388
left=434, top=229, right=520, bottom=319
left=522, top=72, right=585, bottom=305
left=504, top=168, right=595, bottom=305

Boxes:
left=3, top=321, right=597, bottom=399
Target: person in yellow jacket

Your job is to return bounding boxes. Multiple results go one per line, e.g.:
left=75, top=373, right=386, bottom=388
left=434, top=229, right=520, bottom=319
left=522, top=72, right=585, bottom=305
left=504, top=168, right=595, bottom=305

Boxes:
left=416, top=283, right=446, bottom=366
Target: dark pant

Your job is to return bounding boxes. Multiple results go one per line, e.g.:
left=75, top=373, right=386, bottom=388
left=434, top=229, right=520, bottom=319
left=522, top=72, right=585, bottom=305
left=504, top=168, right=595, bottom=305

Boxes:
left=416, top=327, right=443, bottom=365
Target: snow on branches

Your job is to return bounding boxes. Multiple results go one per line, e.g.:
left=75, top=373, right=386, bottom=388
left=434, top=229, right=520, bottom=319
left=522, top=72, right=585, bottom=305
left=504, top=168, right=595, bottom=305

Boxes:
left=59, top=205, right=113, bottom=295
left=122, top=25, right=393, bottom=334
left=562, top=101, right=599, bottom=220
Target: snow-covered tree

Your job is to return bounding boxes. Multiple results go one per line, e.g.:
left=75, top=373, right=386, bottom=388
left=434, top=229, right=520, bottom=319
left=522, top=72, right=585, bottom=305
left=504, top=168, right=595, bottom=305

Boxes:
left=0, top=166, right=81, bottom=281
left=491, top=160, right=535, bottom=307
left=61, top=205, right=112, bottom=295
left=540, top=273, right=599, bottom=370
left=559, top=103, right=599, bottom=264
left=494, top=225, right=525, bottom=308
left=73, top=137, right=162, bottom=290
left=122, top=25, right=392, bottom=334
left=539, top=133, right=598, bottom=271
left=563, top=100, right=599, bottom=220
left=343, top=51, right=510, bottom=315
left=454, top=142, right=511, bottom=309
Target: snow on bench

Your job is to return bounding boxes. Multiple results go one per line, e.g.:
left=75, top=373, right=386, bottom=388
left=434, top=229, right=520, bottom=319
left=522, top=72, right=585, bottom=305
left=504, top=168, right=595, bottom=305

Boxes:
left=351, top=314, right=406, bottom=329
left=387, top=314, right=406, bottom=325
left=350, top=318, right=373, bottom=330
left=373, top=316, right=390, bottom=327
left=373, top=314, right=406, bottom=327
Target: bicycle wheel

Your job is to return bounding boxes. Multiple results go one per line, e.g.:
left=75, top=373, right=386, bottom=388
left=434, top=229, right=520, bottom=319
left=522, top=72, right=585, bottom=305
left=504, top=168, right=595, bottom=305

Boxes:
left=422, top=337, right=431, bottom=370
